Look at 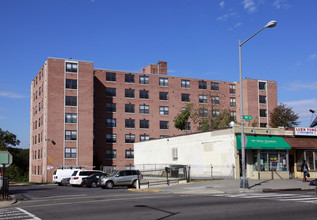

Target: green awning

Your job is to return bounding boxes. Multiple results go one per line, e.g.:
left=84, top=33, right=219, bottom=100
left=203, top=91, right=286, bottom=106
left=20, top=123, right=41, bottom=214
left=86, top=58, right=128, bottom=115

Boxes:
left=236, top=135, right=291, bottom=150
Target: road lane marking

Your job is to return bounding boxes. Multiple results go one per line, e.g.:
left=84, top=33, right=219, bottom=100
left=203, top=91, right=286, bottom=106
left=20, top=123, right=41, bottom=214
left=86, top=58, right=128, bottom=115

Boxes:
left=16, top=208, right=41, bottom=220
left=19, top=195, right=174, bottom=208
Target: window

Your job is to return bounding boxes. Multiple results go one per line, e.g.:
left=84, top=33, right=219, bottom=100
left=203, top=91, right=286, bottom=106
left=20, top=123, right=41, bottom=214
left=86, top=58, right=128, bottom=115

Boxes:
left=159, top=78, right=168, bottom=86
left=211, top=96, right=219, bottom=105
left=106, top=150, right=116, bottom=159
left=159, top=92, right=168, bottom=101
left=66, top=79, right=77, bottom=89
left=172, top=148, right=178, bottom=160
left=125, top=150, right=134, bottom=159
left=253, top=150, right=287, bottom=171
left=39, top=87, right=42, bottom=96
left=66, top=62, right=78, bottom=73
left=230, top=111, right=236, bottom=120
left=139, top=90, right=149, bottom=99
left=181, top=80, right=190, bottom=88
left=259, top=95, right=267, bottom=104
left=106, top=119, right=116, bottom=128
left=199, top=108, right=208, bottom=118
left=211, top=82, right=219, bottom=90
left=65, top=148, right=77, bottom=158
left=160, top=135, right=169, bottom=139
left=140, top=134, right=149, bottom=141
left=65, top=130, right=77, bottom=140
left=260, top=109, right=267, bottom=117
left=199, top=81, right=207, bottom=89
left=106, top=72, right=116, bottom=82
left=106, top=88, right=116, bottom=97
left=181, top=93, right=190, bottom=102
left=140, top=119, right=149, bottom=129
left=125, top=119, right=135, bottom=128
left=65, top=96, right=77, bottom=106
left=35, top=91, right=37, bottom=100
left=212, top=110, right=219, bottom=117
left=125, top=74, right=135, bottom=83
left=160, top=121, right=169, bottom=130
left=260, top=123, right=267, bottom=128
left=39, top=102, right=41, bottom=112
left=259, top=81, right=266, bottom=90
left=182, top=122, right=191, bottom=131
left=65, top=113, right=77, bottom=123
left=229, top=84, right=236, bottom=94
left=125, top=134, right=135, bottom=143
left=106, top=103, right=116, bottom=112
left=125, top=89, right=135, bottom=98
left=160, top=106, right=169, bottom=115
left=230, top=98, right=236, bottom=107
left=106, top=134, right=117, bottom=143
left=199, top=95, right=207, bottom=103
left=140, top=105, right=149, bottom=114
left=125, top=104, right=135, bottom=113
left=139, top=75, right=149, bottom=85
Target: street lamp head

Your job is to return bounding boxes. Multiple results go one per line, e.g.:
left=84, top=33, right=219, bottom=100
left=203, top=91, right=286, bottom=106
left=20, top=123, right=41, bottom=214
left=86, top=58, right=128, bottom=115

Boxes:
left=265, top=20, right=277, bottom=28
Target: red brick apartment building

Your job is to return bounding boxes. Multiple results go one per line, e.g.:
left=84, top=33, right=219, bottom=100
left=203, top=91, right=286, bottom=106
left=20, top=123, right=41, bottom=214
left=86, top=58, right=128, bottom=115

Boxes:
left=29, top=58, right=277, bottom=182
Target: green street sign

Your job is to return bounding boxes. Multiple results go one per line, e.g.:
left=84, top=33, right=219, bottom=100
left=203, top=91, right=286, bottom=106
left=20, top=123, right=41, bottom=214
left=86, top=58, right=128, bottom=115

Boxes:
left=243, top=115, right=252, bottom=121
left=0, top=151, right=12, bottom=167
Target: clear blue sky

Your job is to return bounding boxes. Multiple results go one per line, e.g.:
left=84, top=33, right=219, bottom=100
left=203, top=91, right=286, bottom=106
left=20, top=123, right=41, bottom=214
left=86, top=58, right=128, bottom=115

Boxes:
left=0, top=0, right=316, bottom=148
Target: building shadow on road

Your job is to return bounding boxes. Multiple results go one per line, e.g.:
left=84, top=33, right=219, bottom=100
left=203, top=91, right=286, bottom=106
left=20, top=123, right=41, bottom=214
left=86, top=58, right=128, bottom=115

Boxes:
left=135, top=205, right=179, bottom=220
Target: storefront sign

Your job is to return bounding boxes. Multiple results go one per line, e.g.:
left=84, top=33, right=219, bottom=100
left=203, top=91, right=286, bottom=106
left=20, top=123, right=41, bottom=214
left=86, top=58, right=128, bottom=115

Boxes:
left=236, top=135, right=291, bottom=150
left=294, top=127, right=317, bottom=136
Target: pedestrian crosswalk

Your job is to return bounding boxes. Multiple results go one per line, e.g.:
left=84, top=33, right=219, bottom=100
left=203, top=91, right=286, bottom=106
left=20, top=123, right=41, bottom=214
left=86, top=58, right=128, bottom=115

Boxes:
left=211, top=192, right=317, bottom=204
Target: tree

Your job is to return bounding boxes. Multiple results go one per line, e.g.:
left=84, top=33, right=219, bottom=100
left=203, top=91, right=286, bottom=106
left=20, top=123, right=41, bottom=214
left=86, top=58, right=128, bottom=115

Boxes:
left=174, top=103, right=236, bottom=132
left=269, top=103, right=299, bottom=128
left=0, top=128, right=20, bottom=150
left=174, top=104, right=193, bottom=131
left=0, top=128, right=28, bottom=182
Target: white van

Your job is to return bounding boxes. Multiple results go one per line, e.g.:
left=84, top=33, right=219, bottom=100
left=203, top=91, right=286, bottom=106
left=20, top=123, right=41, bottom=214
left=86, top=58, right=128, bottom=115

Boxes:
left=70, top=170, right=104, bottom=186
left=53, top=169, right=80, bottom=186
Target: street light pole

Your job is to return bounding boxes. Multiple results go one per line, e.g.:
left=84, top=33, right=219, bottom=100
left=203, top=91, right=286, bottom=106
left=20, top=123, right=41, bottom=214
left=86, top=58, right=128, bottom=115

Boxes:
left=239, top=20, right=277, bottom=189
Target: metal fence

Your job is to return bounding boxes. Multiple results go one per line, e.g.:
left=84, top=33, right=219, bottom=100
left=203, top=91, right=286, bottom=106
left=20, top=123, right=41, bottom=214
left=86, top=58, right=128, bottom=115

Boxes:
left=101, top=164, right=236, bottom=183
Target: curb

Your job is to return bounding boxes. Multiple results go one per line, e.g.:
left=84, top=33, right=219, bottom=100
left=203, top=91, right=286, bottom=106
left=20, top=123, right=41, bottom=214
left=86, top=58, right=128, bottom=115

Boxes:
left=0, top=195, right=17, bottom=208
left=262, top=188, right=313, bottom=192
left=128, top=189, right=163, bottom=193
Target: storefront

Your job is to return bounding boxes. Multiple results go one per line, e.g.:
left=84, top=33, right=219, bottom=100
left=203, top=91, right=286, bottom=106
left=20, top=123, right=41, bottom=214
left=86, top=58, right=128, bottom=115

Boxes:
left=283, top=127, right=317, bottom=179
left=236, top=135, right=291, bottom=179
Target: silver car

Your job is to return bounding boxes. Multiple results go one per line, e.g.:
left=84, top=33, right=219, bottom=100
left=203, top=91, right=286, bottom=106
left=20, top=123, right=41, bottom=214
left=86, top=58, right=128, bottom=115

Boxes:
left=98, top=170, right=142, bottom=189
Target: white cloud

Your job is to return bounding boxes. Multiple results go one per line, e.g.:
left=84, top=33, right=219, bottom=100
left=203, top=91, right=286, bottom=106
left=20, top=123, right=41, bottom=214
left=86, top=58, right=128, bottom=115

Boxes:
left=219, top=1, right=225, bottom=9
left=228, top=22, right=243, bottom=31
left=217, top=12, right=237, bottom=21
left=0, top=91, right=26, bottom=98
left=283, top=98, right=317, bottom=126
left=273, top=0, right=291, bottom=9
left=242, top=0, right=257, bottom=13
left=285, top=81, right=317, bottom=91
left=308, top=54, right=317, bottom=62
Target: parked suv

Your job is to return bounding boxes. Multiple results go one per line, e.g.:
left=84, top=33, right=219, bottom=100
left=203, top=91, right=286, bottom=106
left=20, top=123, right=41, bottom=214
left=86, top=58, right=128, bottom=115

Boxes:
left=70, top=170, right=104, bottom=186
left=98, top=170, right=142, bottom=189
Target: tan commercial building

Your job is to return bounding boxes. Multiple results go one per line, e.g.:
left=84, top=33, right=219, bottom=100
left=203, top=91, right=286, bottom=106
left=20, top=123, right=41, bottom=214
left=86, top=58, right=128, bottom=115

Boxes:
left=29, top=58, right=277, bottom=182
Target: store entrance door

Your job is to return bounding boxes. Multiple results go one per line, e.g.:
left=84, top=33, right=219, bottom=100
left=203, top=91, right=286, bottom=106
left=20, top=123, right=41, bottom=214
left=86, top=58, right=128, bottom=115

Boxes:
left=289, top=150, right=295, bottom=178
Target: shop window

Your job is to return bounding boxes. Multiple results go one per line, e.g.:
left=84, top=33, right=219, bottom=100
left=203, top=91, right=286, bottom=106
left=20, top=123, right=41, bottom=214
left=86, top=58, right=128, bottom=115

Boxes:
left=253, top=150, right=288, bottom=172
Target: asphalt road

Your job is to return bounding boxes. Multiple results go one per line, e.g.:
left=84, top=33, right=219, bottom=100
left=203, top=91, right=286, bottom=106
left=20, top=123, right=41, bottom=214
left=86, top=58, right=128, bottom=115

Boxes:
left=3, top=185, right=317, bottom=220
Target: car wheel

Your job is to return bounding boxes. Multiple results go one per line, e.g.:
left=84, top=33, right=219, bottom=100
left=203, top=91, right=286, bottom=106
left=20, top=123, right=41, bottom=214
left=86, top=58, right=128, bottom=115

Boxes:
left=91, top=182, right=97, bottom=188
left=106, top=181, right=114, bottom=189
left=132, top=180, right=137, bottom=188
left=58, top=183, right=62, bottom=186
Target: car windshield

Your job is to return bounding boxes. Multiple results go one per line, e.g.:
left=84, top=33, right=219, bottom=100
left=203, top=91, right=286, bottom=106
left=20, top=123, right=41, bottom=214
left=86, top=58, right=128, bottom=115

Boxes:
left=109, top=171, right=119, bottom=177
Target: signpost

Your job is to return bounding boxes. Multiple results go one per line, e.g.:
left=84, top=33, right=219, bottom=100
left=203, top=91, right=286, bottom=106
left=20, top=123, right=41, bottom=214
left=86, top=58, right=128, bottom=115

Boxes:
left=0, top=151, right=12, bottom=198
left=243, top=115, right=252, bottom=122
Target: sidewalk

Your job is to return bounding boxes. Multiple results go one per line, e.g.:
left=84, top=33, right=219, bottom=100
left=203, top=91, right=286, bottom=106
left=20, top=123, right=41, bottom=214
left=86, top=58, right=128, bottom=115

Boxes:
left=136, top=179, right=317, bottom=195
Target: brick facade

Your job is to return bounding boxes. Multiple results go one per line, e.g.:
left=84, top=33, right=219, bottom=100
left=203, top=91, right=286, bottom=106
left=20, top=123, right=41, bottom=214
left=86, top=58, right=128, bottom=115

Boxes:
left=30, top=58, right=277, bottom=182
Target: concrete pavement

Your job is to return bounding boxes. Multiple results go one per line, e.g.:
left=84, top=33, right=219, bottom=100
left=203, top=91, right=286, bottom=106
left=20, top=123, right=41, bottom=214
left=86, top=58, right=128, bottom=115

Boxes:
left=1, top=179, right=317, bottom=208
left=137, top=178, right=317, bottom=195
